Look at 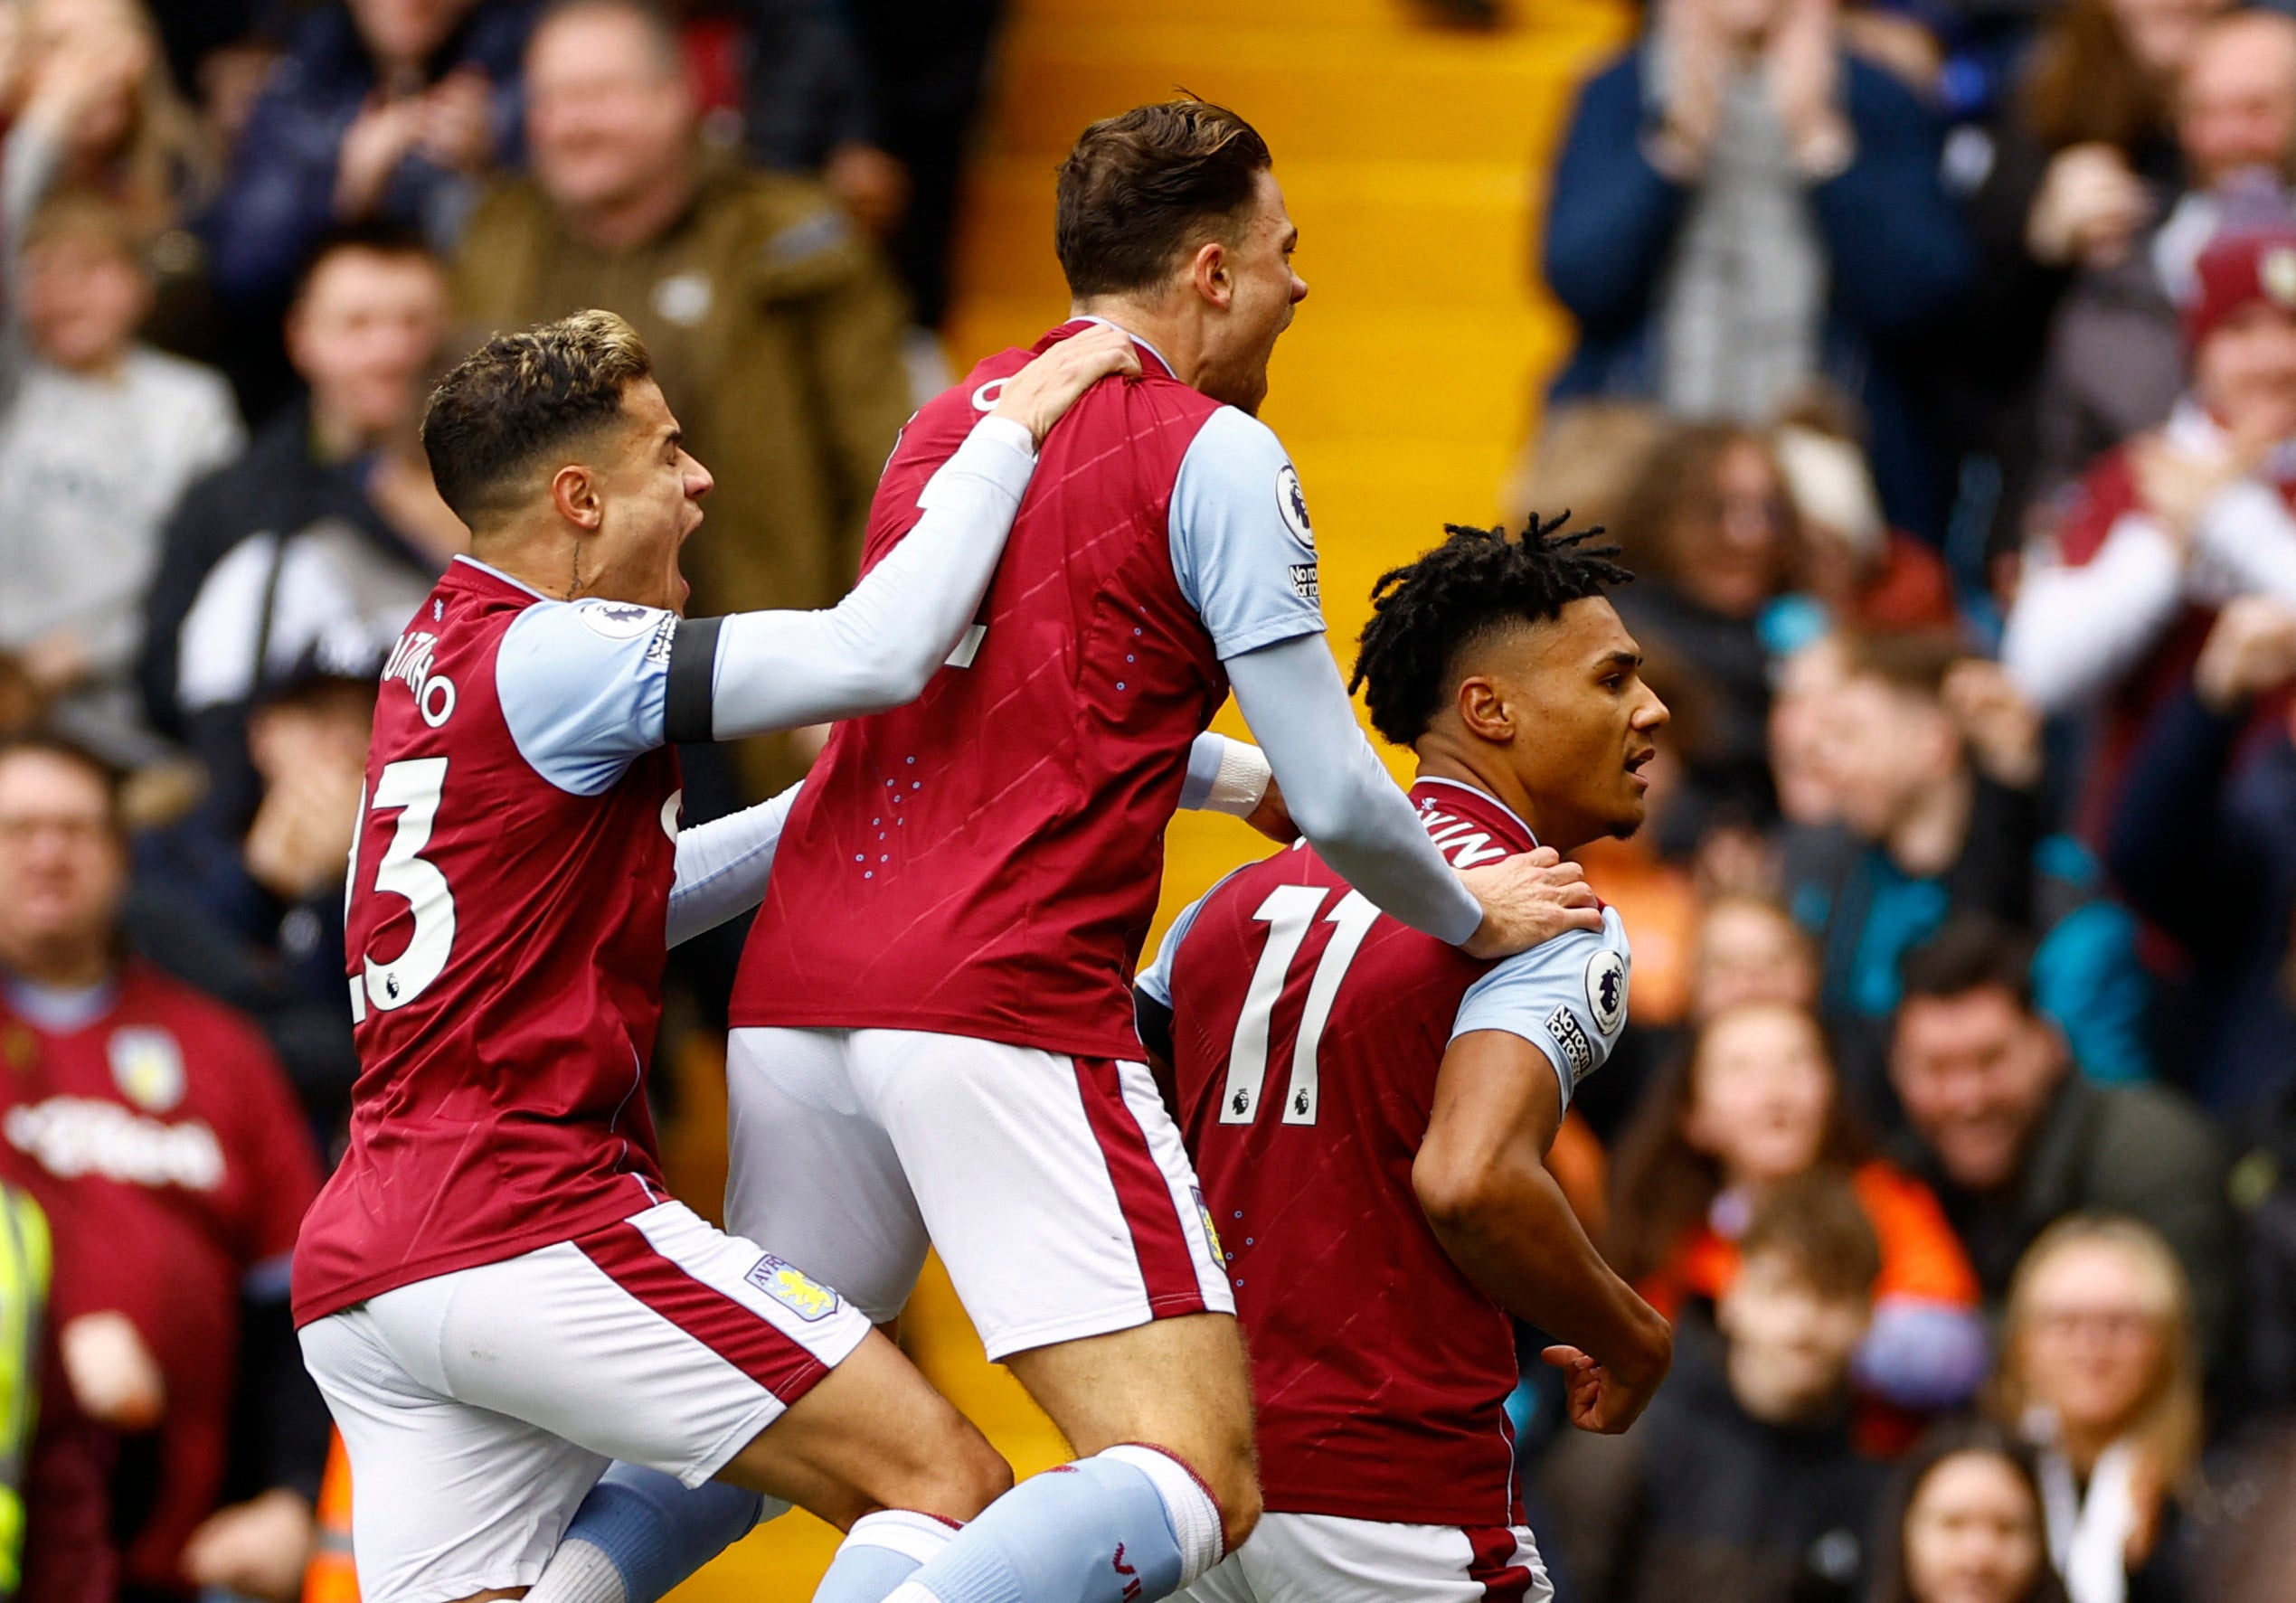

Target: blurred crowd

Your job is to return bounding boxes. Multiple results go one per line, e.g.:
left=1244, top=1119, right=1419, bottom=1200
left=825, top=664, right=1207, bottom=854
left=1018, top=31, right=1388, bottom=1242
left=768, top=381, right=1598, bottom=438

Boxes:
left=3, top=0, right=2296, bottom=1602
left=0, top=1, right=986, bottom=1599
left=1515, top=0, right=2296, bottom=1594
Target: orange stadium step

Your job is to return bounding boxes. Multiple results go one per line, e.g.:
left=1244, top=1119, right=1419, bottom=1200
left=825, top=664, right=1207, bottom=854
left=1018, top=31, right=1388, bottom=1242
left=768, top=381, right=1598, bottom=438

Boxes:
left=668, top=1, right=1624, bottom=1597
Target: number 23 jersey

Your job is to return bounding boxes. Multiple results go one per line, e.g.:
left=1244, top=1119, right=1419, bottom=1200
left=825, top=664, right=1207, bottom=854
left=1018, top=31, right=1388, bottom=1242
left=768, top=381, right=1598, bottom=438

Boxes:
left=293, top=558, right=685, bottom=1326
left=1139, top=778, right=1631, bottom=1529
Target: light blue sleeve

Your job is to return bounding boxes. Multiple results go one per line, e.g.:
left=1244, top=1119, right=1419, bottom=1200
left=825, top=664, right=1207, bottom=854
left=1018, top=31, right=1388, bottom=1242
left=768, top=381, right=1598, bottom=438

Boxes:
left=1167, top=406, right=1328, bottom=660
left=1450, top=908, right=1633, bottom=1109
left=496, top=598, right=678, bottom=796
left=1136, top=889, right=1220, bottom=1009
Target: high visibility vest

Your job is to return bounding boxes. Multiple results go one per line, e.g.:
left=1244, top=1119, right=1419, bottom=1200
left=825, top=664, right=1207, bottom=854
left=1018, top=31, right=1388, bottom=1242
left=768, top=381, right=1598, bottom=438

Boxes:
left=302, top=1429, right=357, bottom=1603
left=0, top=1186, right=51, bottom=1598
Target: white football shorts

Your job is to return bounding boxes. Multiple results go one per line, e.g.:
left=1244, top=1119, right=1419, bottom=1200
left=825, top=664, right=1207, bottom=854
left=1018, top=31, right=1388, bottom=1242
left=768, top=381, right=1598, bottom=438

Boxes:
left=1179, top=1513, right=1554, bottom=1603
left=298, top=1199, right=869, bottom=1603
left=724, top=1026, right=1233, bottom=1359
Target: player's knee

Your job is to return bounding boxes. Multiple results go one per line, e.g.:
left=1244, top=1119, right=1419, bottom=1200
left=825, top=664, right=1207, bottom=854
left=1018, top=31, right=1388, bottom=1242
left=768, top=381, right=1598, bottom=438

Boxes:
left=926, top=1430, right=1014, bottom=1520
left=1166, top=1439, right=1260, bottom=1555
left=1213, top=1457, right=1261, bottom=1553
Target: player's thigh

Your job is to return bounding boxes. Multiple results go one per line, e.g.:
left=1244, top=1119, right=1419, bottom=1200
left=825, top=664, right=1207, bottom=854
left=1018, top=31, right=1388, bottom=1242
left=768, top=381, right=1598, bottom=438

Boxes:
left=716, top=1322, right=1011, bottom=1529
left=1000, top=1312, right=1253, bottom=1481
left=367, top=1201, right=872, bottom=1493
left=1224, top=1514, right=1553, bottom=1603
left=724, top=1024, right=929, bottom=1323
left=855, top=1033, right=1230, bottom=1363
left=299, top=1307, right=606, bottom=1603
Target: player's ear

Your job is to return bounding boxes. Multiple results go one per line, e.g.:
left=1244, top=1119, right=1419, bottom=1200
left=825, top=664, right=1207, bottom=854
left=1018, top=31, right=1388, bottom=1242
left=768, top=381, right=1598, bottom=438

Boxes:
left=1187, top=238, right=1232, bottom=311
left=549, top=461, right=605, bottom=533
left=1454, top=674, right=1515, bottom=743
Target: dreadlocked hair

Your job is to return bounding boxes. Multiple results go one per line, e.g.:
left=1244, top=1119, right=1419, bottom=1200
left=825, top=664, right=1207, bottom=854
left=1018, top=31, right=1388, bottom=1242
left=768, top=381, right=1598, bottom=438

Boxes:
left=1350, top=513, right=1631, bottom=746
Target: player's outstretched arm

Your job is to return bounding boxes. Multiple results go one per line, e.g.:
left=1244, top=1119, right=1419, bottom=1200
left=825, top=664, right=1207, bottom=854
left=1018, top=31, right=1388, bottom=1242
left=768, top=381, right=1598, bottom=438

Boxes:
left=683, top=326, right=1140, bottom=739
left=1414, top=1028, right=1672, bottom=1435
left=1225, top=636, right=1597, bottom=954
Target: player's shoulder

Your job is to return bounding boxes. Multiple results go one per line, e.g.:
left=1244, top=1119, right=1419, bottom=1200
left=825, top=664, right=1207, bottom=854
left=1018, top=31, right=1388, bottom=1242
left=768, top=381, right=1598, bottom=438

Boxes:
left=1477, top=910, right=1632, bottom=1019
left=498, top=595, right=679, bottom=672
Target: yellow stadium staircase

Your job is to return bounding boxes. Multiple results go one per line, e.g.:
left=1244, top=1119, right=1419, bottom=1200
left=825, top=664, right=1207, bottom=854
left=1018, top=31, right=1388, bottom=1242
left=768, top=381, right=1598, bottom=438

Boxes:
left=667, top=0, right=1626, bottom=1594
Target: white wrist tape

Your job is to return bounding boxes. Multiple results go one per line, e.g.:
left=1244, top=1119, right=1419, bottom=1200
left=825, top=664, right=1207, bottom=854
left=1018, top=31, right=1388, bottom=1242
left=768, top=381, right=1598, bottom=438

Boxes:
left=1203, top=737, right=1271, bottom=816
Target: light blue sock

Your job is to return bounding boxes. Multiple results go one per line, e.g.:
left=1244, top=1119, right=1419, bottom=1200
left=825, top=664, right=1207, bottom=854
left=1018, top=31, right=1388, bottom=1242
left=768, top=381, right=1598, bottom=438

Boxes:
left=872, top=1447, right=1224, bottom=1603
left=534, top=1464, right=781, bottom=1603
left=810, top=1509, right=958, bottom=1602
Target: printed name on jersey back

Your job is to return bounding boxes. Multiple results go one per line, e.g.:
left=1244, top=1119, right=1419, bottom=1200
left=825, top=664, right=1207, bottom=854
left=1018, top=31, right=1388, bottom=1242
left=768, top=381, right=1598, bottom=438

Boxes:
left=383, top=627, right=458, bottom=729
left=1414, top=796, right=1515, bottom=868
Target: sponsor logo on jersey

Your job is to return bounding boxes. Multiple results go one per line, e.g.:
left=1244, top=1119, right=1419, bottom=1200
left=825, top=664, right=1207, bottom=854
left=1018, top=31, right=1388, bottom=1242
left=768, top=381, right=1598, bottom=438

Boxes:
left=109, top=1026, right=184, bottom=1112
left=1545, top=1006, right=1596, bottom=1085
left=575, top=599, right=658, bottom=640
left=383, top=630, right=457, bottom=728
left=645, top=613, right=677, bottom=665
left=5, top=1096, right=223, bottom=1191
left=1585, top=948, right=1629, bottom=1035
left=745, top=1253, right=841, bottom=1321
left=1275, top=464, right=1315, bottom=552
left=1287, top=561, right=1319, bottom=605
left=1192, top=1184, right=1225, bottom=1263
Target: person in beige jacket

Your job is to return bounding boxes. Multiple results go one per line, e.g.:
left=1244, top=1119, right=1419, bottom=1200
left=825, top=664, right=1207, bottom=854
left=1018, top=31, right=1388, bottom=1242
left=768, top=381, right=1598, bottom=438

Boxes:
left=453, top=0, right=913, bottom=793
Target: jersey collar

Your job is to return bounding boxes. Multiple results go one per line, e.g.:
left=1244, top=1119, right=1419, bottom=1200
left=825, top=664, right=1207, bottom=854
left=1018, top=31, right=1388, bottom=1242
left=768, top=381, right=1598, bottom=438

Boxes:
left=1408, top=776, right=1540, bottom=862
left=449, top=553, right=553, bottom=602
left=1069, top=315, right=1179, bottom=382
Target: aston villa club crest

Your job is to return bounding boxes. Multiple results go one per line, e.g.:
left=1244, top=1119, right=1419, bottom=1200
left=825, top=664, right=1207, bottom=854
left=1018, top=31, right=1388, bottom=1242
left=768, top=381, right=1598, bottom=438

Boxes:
left=746, top=1253, right=841, bottom=1321
left=109, top=1027, right=185, bottom=1112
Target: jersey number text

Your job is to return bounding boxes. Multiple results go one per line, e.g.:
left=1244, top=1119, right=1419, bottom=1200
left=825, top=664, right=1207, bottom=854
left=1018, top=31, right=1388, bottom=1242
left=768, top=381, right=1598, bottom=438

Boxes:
left=347, top=757, right=457, bottom=1020
left=1220, top=885, right=1379, bottom=1127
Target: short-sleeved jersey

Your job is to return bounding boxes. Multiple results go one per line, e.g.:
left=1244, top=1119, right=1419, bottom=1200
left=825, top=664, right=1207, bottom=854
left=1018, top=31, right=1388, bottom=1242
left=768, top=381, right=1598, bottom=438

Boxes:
left=293, top=558, right=690, bottom=1325
left=732, top=319, right=1327, bottom=1060
left=1141, top=778, right=1631, bottom=1529
left=0, top=962, right=320, bottom=1587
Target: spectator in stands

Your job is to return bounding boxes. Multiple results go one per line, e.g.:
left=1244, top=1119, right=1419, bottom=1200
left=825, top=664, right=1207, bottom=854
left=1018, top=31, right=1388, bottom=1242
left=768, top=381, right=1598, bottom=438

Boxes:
left=1992, top=1218, right=2201, bottom=1603
left=1928, top=0, right=2226, bottom=540
left=1690, top=894, right=1820, bottom=1024
left=4, top=0, right=222, bottom=358
left=1772, top=415, right=1956, bottom=634
left=2031, top=12, right=2296, bottom=508
left=457, top=0, right=912, bottom=795
left=1789, top=630, right=2152, bottom=1099
left=137, top=224, right=458, bottom=862
left=1866, top=1419, right=2071, bottom=1603
left=1772, top=627, right=1848, bottom=828
left=2001, top=222, right=2296, bottom=787
left=1609, top=1001, right=1988, bottom=1443
left=1541, top=1172, right=1891, bottom=1602
left=2106, top=592, right=2296, bottom=1114
left=1607, top=421, right=1798, bottom=848
left=1541, top=0, right=1971, bottom=536
left=1887, top=916, right=2235, bottom=1370
left=0, top=191, right=242, bottom=767
left=127, top=655, right=379, bottom=1137
left=0, top=738, right=325, bottom=1603
left=201, top=0, right=531, bottom=312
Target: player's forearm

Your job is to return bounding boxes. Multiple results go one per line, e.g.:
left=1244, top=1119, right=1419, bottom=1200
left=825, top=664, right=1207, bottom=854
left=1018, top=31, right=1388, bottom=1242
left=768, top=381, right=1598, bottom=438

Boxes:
left=666, top=783, right=802, bottom=947
left=688, top=417, right=1038, bottom=739
left=1421, top=1154, right=1670, bottom=1382
left=1226, top=636, right=1482, bottom=944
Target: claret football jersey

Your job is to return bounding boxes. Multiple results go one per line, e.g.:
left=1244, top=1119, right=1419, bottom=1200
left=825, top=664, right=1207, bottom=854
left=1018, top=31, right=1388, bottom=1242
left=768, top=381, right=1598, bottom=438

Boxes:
left=294, top=558, right=714, bottom=1325
left=1139, top=778, right=1631, bottom=1529
left=733, top=319, right=1330, bottom=1061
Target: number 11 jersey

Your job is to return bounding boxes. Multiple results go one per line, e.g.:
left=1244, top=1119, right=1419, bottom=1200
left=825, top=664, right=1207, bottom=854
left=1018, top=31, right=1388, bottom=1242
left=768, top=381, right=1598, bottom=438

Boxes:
left=1139, top=778, right=1631, bottom=1530
left=293, top=557, right=687, bottom=1327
